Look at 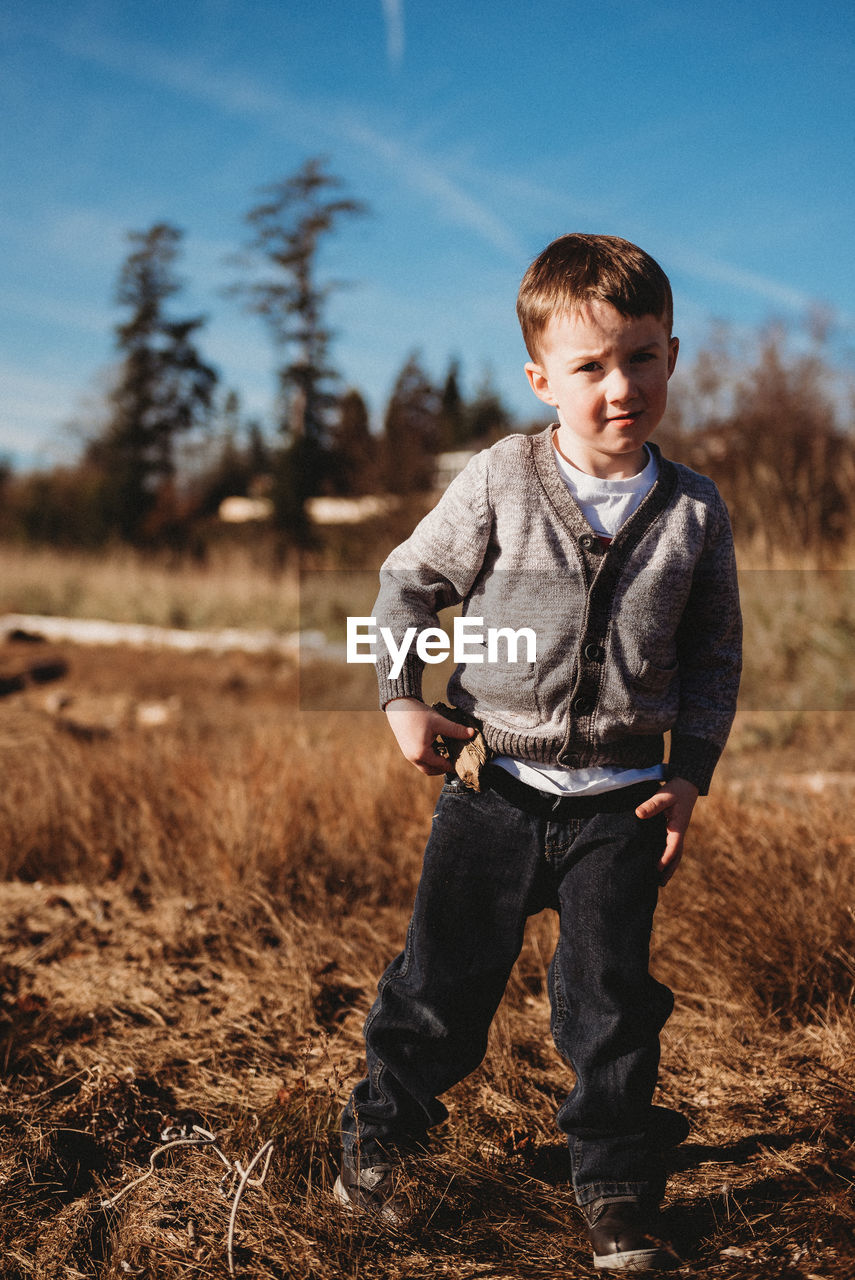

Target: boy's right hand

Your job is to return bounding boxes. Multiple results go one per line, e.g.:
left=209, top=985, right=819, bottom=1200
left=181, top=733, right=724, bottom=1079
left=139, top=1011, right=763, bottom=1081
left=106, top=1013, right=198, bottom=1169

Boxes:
left=385, top=697, right=475, bottom=775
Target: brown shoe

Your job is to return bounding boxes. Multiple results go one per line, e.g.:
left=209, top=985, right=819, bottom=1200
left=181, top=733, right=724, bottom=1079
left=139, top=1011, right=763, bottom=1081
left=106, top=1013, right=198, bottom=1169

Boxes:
left=587, top=1200, right=680, bottom=1271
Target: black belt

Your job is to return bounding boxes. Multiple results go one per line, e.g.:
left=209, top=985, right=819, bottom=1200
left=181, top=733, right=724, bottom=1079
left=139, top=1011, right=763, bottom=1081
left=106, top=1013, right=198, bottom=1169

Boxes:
left=480, top=764, right=661, bottom=820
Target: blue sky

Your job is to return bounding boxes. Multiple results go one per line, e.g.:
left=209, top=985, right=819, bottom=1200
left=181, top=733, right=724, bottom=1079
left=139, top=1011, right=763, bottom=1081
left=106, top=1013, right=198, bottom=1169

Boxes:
left=2, top=0, right=853, bottom=469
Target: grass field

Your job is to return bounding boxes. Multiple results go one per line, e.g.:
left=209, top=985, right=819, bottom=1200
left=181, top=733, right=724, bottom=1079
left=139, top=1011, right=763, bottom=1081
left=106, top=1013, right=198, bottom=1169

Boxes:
left=0, top=543, right=301, bottom=633
left=1, top=545, right=854, bottom=1278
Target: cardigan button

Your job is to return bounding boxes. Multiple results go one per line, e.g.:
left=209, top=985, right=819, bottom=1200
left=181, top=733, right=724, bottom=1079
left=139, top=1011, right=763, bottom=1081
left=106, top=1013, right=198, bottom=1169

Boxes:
left=584, top=643, right=605, bottom=662
left=573, top=696, right=593, bottom=715
left=578, top=533, right=596, bottom=550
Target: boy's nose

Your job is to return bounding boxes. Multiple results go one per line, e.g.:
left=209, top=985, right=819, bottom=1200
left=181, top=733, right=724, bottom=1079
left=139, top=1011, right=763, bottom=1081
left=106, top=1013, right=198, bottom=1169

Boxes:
left=605, top=367, right=638, bottom=404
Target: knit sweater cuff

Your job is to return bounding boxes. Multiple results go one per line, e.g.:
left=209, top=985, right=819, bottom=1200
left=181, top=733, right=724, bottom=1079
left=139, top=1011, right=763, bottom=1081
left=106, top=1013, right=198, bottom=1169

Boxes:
left=667, top=733, right=723, bottom=796
left=377, top=654, right=424, bottom=709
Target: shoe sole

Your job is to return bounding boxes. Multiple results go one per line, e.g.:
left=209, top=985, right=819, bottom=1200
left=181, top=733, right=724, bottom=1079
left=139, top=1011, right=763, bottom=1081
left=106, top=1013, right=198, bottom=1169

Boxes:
left=332, top=1174, right=407, bottom=1228
left=593, top=1245, right=679, bottom=1271
left=333, top=1176, right=357, bottom=1213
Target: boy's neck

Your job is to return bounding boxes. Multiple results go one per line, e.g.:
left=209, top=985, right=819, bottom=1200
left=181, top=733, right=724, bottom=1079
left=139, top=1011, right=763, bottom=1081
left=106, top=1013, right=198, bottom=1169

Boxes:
left=552, top=428, right=649, bottom=480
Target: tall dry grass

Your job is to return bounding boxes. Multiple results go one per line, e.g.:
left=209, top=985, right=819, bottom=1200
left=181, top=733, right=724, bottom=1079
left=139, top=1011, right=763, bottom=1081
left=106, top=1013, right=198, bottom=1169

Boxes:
left=0, top=542, right=300, bottom=632
left=4, top=539, right=855, bottom=719
left=1, top=631, right=854, bottom=1276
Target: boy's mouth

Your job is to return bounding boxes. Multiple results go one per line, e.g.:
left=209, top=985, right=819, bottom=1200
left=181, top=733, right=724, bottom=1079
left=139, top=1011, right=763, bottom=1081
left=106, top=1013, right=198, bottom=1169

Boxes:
left=607, top=411, right=643, bottom=428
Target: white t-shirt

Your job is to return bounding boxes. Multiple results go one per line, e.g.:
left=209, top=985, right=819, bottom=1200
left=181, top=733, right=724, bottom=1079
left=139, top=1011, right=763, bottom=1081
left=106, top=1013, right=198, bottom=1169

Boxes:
left=553, top=438, right=659, bottom=537
left=493, top=438, right=664, bottom=797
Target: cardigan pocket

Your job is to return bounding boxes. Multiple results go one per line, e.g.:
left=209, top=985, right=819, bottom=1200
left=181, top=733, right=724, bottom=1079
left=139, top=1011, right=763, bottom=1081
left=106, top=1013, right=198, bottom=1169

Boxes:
left=460, top=652, right=543, bottom=731
left=634, top=659, right=679, bottom=691
left=625, top=659, right=680, bottom=731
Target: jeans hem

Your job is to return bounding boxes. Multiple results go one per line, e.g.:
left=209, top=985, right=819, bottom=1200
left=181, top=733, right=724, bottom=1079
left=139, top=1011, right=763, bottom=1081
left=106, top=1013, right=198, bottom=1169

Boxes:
left=576, top=1182, right=659, bottom=1220
left=341, top=1123, right=430, bottom=1169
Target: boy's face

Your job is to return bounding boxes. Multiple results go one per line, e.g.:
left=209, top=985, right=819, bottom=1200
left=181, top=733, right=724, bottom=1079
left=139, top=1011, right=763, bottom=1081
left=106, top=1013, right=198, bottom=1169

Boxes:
left=524, top=301, right=679, bottom=479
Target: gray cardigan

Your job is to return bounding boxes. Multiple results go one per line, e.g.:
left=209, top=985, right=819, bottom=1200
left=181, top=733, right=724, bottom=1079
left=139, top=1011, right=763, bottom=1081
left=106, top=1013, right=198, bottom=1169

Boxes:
left=374, top=428, right=742, bottom=794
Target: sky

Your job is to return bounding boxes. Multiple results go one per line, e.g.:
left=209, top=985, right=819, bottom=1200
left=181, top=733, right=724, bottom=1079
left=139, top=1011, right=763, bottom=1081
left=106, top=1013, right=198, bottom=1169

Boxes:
left=2, top=0, right=853, bottom=470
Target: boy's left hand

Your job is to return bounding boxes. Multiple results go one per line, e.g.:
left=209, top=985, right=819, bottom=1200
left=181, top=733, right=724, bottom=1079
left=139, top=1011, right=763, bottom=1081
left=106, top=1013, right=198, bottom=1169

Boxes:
left=635, top=777, right=699, bottom=886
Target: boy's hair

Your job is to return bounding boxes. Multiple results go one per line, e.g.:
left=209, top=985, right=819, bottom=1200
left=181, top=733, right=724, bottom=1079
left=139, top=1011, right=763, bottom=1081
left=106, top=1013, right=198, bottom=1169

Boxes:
left=516, top=233, right=673, bottom=359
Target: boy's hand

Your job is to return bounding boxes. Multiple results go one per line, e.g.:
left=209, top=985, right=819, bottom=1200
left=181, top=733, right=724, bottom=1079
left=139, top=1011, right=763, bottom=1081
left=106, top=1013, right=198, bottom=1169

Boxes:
left=385, top=697, right=475, bottom=775
left=635, top=777, right=699, bottom=886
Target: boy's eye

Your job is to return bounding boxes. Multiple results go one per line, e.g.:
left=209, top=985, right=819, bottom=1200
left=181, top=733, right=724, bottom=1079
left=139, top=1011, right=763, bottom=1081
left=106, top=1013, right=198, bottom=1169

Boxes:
left=630, top=351, right=656, bottom=363
left=577, top=361, right=601, bottom=373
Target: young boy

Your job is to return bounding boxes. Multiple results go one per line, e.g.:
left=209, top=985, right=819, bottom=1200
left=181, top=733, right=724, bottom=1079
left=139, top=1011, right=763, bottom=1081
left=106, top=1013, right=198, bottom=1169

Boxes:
left=336, top=234, right=742, bottom=1271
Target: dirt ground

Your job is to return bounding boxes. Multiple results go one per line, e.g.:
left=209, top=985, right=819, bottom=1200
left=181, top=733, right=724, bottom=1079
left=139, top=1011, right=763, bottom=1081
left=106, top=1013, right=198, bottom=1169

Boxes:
left=1, top=637, right=853, bottom=1278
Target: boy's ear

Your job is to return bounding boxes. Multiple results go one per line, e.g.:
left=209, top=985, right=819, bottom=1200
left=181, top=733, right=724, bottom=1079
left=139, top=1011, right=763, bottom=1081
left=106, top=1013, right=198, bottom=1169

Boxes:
left=525, top=362, right=558, bottom=406
left=667, top=336, right=679, bottom=378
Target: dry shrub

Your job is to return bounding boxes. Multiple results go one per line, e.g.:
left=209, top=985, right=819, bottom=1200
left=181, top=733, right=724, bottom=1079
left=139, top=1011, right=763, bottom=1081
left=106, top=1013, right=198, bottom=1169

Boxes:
left=0, top=648, right=428, bottom=914
left=660, top=792, right=855, bottom=1027
left=664, top=321, right=855, bottom=558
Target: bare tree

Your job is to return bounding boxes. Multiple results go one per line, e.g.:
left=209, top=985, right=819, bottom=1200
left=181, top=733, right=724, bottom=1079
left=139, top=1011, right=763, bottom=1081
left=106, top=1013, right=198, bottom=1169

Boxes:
left=232, top=158, right=367, bottom=539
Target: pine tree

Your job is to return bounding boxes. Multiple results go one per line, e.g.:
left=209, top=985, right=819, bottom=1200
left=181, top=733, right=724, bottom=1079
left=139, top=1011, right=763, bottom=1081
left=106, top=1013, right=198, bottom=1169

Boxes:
left=90, top=224, right=217, bottom=543
left=465, top=371, right=512, bottom=444
left=381, top=355, right=441, bottom=493
left=195, top=392, right=251, bottom=517
left=437, top=359, right=466, bottom=450
left=328, top=389, right=376, bottom=495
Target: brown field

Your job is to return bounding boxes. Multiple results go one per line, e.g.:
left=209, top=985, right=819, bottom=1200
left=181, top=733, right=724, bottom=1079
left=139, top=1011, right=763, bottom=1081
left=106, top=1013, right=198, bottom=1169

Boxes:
left=1, top=552, right=855, bottom=1278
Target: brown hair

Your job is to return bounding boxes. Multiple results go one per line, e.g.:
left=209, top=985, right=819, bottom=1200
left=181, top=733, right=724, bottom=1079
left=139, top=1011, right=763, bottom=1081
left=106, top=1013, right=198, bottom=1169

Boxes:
left=516, top=233, right=673, bottom=359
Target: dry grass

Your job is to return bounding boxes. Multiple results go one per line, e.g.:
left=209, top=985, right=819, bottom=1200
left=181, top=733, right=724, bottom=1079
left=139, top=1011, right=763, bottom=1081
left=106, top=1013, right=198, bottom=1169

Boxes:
left=4, top=539, right=855, bottom=720
left=1, top=629, right=854, bottom=1278
left=0, top=543, right=300, bottom=632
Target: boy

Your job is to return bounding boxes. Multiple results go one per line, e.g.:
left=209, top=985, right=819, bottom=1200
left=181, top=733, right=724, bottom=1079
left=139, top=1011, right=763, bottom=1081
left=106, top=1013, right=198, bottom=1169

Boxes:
left=336, top=234, right=742, bottom=1271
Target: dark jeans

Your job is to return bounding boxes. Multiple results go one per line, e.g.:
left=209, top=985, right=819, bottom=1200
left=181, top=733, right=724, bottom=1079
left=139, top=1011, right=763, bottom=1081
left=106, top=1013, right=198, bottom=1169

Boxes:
left=341, top=771, right=673, bottom=1214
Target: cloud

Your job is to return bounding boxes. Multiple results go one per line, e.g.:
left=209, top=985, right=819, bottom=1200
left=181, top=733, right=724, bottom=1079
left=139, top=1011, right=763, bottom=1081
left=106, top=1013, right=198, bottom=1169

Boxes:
left=45, top=208, right=135, bottom=270
left=55, top=29, right=322, bottom=137
left=663, top=245, right=817, bottom=313
left=1, top=288, right=113, bottom=338
left=338, top=119, right=527, bottom=259
left=381, top=0, right=404, bottom=68
left=0, top=365, right=87, bottom=456
left=52, top=30, right=524, bottom=261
